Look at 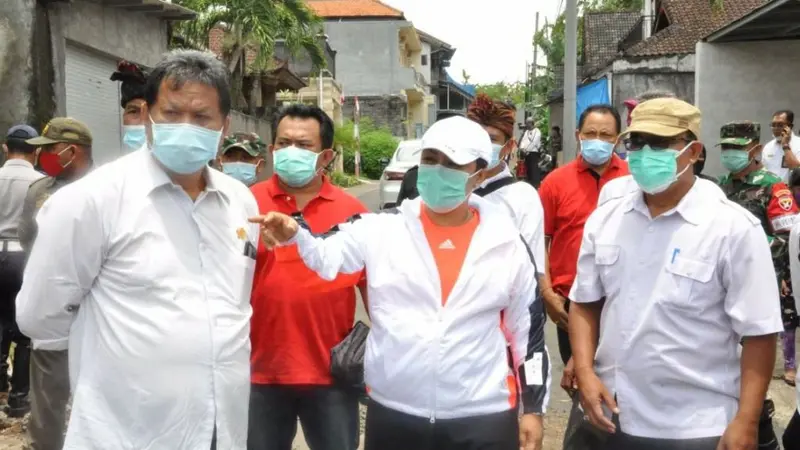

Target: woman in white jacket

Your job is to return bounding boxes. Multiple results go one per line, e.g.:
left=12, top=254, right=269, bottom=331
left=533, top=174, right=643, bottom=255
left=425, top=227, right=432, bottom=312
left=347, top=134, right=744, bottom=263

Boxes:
left=251, top=117, right=550, bottom=450
left=785, top=169, right=800, bottom=449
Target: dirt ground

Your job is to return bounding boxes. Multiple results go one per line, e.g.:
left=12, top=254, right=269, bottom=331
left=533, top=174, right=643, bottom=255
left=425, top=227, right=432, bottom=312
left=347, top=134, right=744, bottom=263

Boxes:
left=0, top=325, right=796, bottom=450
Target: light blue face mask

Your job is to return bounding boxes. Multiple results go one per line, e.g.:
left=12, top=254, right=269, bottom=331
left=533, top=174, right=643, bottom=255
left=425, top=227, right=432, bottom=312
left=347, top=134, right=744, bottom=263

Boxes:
left=273, top=146, right=320, bottom=187
left=416, top=164, right=477, bottom=213
left=149, top=118, right=222, bottom=175
left=122, top=125, right=146, bottom=152
left=628, top=143, right=692, bottom=194
left=489, top=144, right=504, bottom=168
left=580, top=139, right=614, bottom=165
left=223, top=162, right=258, bottom=186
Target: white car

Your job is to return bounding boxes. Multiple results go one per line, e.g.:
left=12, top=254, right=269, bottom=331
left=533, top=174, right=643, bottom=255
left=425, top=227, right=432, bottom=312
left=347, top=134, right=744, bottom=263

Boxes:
left=378, top=139, right=422, bottom=209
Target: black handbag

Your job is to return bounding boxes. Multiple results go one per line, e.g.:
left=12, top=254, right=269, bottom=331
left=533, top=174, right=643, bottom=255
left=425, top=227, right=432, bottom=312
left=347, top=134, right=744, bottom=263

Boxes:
left=330, top=320, right=370, bottom=393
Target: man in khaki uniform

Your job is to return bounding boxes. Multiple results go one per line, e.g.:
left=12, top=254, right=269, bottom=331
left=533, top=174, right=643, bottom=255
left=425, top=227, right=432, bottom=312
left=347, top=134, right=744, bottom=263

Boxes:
left=19, top=117, right=93, bottom=450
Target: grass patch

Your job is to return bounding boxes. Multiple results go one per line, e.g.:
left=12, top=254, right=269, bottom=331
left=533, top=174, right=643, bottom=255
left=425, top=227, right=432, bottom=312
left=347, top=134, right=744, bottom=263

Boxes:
left=329, top=171, right=362, bottom=188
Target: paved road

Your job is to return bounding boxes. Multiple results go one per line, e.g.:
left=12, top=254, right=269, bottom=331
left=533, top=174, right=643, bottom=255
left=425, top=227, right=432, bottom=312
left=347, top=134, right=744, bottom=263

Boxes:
left=293, top=181, right=799, bottom=450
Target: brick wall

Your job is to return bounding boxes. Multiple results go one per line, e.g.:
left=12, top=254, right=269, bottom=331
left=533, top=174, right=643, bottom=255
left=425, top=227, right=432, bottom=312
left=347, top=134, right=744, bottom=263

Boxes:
left=342, top=95, right=407, bottom=138
left=209, top=26, right=224, bottom=55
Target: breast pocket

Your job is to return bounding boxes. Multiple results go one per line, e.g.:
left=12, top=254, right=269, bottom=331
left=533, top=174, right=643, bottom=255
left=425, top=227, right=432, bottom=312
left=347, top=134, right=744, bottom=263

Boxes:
left=594, top=244, right=621, bottom=297
left=662, top=256, right=715, bottom=309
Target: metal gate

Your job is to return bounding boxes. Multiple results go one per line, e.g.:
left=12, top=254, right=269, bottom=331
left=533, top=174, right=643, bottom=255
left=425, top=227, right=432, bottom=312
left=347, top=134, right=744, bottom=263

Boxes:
left=65, top=44, right=123, bottom=165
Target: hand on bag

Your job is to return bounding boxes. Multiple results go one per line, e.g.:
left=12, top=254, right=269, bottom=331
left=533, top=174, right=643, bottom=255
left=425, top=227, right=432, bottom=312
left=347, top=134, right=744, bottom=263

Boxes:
left=519, top=414, right=543, bottom=450
left=716, top=415, right=757, bottom=450
left=248, top=212, right=299, bottom=249
left=543, top=290, right=569, bottom=330
left=576, top=367, right=618, bottom=434
left=561, top=357, right=578, bottom=395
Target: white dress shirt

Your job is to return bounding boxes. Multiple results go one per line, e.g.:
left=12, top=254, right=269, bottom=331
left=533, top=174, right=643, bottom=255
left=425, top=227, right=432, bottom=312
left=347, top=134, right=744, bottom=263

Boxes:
left=478, top=165, right=546, bottom=271
left=519, top=128, right=542, bottom=154
left=570, top=179, right=783, bottom=439
left=16, top=149, right=258, bottom=450
left=789, top=222, right=800, bottom=408
left=762, top=134, right=800, bottom=181
left=0, top=159, right=44, bottom=240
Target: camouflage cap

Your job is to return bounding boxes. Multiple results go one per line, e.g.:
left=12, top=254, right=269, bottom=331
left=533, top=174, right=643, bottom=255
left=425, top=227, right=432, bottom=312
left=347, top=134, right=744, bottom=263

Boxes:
left=221, top=132, right=265, bottom=157
left=717, top=121, right=761, bottom=147
left=26, top=117, right=92, bottom=146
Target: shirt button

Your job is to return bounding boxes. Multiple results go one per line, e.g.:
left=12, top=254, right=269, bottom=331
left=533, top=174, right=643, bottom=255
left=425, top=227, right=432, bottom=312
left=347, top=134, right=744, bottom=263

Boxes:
left=647, top=226, right=654, bottom=232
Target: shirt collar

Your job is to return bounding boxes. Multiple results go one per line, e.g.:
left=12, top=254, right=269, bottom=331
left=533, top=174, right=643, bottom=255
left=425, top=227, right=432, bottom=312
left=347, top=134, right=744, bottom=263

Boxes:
left=479, top=164, right=512, bottom=188
left=139, top=150, right=229, bottom=205
left=623, top=178, right=706, bottom=225
left=265, top=175, right=337, bottom=201
left=2, top=159, right=35, bottom=169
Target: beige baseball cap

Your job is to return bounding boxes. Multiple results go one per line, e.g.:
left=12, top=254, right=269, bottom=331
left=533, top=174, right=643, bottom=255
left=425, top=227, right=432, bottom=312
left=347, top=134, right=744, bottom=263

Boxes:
left=622, top=98, right=701, bottom=139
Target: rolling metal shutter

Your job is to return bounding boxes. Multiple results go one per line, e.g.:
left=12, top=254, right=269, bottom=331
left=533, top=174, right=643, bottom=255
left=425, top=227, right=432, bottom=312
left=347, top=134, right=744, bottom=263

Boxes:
left=65, top=44, right=123, bottom=165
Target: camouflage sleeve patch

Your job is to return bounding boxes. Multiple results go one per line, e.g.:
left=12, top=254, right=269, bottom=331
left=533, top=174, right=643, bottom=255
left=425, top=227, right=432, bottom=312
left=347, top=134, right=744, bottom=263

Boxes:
left=767, top=182, right=799, bottom=232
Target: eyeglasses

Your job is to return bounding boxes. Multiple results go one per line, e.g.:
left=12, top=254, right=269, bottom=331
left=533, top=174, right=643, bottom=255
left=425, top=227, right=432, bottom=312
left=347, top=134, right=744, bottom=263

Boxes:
left=771, top=122, right=792, bottom=128
left=623, top=134, right=689, bottom=152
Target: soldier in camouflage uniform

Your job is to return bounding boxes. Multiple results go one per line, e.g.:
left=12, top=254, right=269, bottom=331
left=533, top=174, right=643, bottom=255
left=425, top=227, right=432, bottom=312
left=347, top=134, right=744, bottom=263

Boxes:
left=217, top=132, right=266, bottom=186
left=716, top=121, right=798, bottom=450
left=19, top=117, right=94, bottom=450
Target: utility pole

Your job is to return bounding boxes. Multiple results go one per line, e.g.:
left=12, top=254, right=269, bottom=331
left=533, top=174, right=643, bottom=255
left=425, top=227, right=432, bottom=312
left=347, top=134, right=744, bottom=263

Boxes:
left=526, top=12, right=540, bottom=122
left=563, top=0, right=578, bottom=162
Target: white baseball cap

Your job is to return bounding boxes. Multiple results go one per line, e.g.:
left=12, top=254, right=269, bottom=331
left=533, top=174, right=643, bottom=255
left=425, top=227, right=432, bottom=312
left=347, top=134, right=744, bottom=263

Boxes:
left=421, top=116, right=492, bottom=166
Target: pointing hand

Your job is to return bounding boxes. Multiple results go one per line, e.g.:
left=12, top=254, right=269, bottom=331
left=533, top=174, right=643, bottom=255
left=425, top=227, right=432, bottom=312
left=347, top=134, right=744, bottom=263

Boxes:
left=248, top=212, right=299, bottom=249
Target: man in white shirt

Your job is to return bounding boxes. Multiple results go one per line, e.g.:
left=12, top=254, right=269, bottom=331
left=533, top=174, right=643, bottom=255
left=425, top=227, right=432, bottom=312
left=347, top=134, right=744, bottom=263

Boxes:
left=762, top=110, right=800, bottom=181
left=570, top=98, right=783, bottom=450
left=519, top=118, right=543, bottom=186
left=16, top=50, right=258, bottom=450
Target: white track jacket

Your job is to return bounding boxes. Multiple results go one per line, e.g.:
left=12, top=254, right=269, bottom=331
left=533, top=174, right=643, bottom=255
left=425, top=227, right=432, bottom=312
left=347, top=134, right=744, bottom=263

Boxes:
left=289, top=195, right=551, bottom=420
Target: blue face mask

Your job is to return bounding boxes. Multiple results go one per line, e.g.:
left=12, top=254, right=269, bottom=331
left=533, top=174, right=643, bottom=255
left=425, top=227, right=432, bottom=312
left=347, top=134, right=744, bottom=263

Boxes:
left=122, top=125, right=146, bottom=152
left=273, top=146, right=320, bottom=187
left=416, top=164, right=477, bottom=213
left=489, top=144, right=504, bottom=168
left=223, top=162, right=258, bottom=186
left=628, top=143, right=692, bottom=194
left=149, top=119, right=222, bottom=175
left=580, top=139, right=614, bottom=165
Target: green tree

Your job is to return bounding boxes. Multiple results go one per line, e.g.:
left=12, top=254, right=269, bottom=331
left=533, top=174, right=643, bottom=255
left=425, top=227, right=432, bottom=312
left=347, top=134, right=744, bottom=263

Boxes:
left=475, top=82, right=528, bottom=105
left=172, top=0, right=325, bottom=112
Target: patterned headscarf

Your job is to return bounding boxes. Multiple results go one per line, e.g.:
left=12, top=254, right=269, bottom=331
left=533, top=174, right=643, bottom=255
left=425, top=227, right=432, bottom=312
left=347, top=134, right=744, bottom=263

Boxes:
left=467, top=94, right=516, bottom=141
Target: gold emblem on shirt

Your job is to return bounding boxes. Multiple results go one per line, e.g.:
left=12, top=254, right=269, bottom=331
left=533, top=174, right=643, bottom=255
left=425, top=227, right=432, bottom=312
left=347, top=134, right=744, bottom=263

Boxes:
left=236, top=227, right=247, bottom=240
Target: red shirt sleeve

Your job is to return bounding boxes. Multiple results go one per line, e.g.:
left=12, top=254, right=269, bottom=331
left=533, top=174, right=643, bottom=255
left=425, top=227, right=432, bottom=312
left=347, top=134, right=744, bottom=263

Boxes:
left=539, top=176, right=557, bottom=237
left=767, top=182, right=799, bottom=233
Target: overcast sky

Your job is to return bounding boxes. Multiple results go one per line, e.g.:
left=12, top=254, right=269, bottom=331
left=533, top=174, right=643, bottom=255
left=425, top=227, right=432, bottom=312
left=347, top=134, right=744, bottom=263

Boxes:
left=383, top=0, right=562, bottom=85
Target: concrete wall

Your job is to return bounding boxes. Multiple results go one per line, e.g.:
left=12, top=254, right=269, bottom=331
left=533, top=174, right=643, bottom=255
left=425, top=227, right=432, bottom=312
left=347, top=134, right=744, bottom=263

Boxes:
left=323, top=20, right=415, bottom=97
left=50, top=0, right=169, bottom=116
left=343, top=95, right=407, bottom=137
left=420, top=41, right=432, bottom=85
left=0, top=0, right=47, bottom=141
left=696, top=40, right=800, bottom=178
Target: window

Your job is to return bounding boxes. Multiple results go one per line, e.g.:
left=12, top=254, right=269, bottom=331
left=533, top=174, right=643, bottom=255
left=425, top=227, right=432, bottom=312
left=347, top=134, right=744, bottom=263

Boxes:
left=421, top=55, right=428, bottom=66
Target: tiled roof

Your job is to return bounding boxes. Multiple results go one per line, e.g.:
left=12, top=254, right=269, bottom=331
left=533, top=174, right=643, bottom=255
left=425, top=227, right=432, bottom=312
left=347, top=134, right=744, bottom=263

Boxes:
left=583, top=11, right=640, bottom=73
left=306, top=0, right=404, bottom=19
left=624, top=0, right=767, bottom=57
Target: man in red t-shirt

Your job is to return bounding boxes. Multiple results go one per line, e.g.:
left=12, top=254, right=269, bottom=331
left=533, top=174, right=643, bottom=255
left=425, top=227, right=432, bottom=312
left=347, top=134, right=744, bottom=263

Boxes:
left=248, top=104, right=367, bottom=450
left=538, top=104, right=629, bottom=370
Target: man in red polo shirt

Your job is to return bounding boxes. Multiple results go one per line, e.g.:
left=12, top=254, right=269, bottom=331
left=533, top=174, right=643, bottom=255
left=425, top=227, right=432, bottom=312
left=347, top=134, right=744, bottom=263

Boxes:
left=249, top=104, right=367, bottom=450
left=539, top=104, right=629, bottom=370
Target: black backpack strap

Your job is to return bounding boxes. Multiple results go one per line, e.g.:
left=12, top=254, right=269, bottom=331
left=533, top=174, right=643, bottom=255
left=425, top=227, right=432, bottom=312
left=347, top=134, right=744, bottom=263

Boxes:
left=474, top=176, right=518, bottom=197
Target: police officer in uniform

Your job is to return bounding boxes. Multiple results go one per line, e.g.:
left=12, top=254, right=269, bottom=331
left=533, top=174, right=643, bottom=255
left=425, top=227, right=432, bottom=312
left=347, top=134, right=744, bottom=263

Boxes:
left=20, top=117, right=93, bottom=450
left=0, top=125, right=45, bottom=417
left=716, top=121, right=800, bottom=450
